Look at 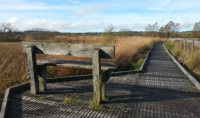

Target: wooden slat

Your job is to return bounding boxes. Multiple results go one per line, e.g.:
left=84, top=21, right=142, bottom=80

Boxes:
left=37, top=59, right=118, bottom=71
left=22, top=42, right=115, bottom=59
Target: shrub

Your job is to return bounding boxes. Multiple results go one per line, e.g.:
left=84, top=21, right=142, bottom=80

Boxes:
left=102, top=25, right=116, bottom=44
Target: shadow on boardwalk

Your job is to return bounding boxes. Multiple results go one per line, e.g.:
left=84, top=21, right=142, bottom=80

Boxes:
left=6, top=42, right=200, bottom=118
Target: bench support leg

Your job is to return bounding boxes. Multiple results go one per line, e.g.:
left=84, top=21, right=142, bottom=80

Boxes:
left=101, top=70, right=111, bottom=101
left=101, top=82, right=106, bottom=101
left=38, top=65, right=47, bottom=92
left=92, top=49, right=102, bottom=105
left=27, top=46, right=39, bottom=95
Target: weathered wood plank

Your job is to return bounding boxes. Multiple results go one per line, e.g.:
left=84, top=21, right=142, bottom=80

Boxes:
left=92, top=49, right=102, bottom=105
left=36, top=59, right=118, bottom=71
left=22, top=42, right=115, bottom=59
left=27, top=46, right=39, bottom=95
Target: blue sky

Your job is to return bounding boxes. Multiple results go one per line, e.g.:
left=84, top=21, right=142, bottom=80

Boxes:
left=0, top=0, right=200, bottom=32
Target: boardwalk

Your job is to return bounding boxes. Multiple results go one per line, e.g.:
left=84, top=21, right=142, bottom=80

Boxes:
left=6, top=42, right=200, bottom=118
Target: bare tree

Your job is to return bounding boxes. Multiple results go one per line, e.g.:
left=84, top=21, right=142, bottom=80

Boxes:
left=0, top=23, right=13, bottom=33
left=159, top=21, right=180, bottom=38
left=192, top=22, right=200, bottom=38
left=144, top=22, right=159, bottom=37
left=102, top=24, right=116, bottom=44
left=0, top=22, right=21, bottom=42
left=119, top=28, right=132, bottom=37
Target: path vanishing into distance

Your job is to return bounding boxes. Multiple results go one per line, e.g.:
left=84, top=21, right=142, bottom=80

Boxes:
left=6, top=42, right=200, bottom=118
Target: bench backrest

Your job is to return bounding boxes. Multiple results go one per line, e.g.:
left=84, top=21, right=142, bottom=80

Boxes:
left=22, top=42, right=115, bottom=59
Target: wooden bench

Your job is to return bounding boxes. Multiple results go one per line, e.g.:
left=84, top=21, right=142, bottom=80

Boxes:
left=22, top=42, right=118, bottom=105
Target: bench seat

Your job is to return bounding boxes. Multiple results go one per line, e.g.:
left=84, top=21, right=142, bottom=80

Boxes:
left=37, top=59, right=118, bottom=71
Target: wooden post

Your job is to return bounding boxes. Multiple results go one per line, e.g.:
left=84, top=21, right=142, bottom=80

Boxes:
left=27, top=46, right=39, bottom=95
left=92, top=49, right=102, bottom=105
left=184, top=40, right=186, bottom=49
left=38, top=65, right=47, bottom=92
left=192, top=40, right=195, bottom=51
left=180, top=40, right=182, bottom=49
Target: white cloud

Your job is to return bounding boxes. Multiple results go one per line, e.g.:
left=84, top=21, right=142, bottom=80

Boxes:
left=3, top=18, right=106, bottom=32
left=6, top=17, right=18, bottom=24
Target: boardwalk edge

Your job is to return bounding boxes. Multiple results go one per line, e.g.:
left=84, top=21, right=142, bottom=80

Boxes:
left=0, top=82, right=30, bottom=118
left=139, top=43, right=154, bottom=72
left=163, top=43, right=200, bottom=91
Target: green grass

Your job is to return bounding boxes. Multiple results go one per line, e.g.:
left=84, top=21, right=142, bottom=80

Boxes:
left=89, top=100, right=106, bottom=110
left=132, top=50, right=149, bottom=70
left=133, top=58, right=145, bottom=70
left=164, top=40, right=174, bottom=52
left=38, top=96, right=45, bottom=100
left=62, top=96, right=78, bottom=105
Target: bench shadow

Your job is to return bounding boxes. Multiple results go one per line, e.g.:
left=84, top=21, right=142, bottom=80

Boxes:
left=7, top=81, right=200, bottom=117
left=105, top=83, right=200, bottom=104
left=18, top=81, right=200, bottom=103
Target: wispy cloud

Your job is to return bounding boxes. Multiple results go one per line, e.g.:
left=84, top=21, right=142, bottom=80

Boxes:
left=0, top=0, right=79, bottom=11
left=160, top=0, right=171, bottom=5
left=74, top=4, right=107, bottom=17
left=0, top=3, right=77, bottom=11
left=0, top=0, right=199, bottom=32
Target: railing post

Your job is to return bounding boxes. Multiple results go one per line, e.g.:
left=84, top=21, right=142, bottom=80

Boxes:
left=184, top=40, right=186, bottom=49
left=192, top=40, right=195, bottom=51
left=180, top=40, right=182, bottom=49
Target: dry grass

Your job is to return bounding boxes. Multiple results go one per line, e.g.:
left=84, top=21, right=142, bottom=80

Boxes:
left=0, top=42, right=28, bottom=106
left=0, top=36, right=164, bottom=107
left=165, top=40, right=200, bottom=81
left=114, top=36, right=163, bottom=69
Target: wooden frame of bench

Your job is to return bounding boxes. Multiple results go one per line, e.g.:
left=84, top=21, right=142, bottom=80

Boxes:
left=22, top=42, right=118, bottom=105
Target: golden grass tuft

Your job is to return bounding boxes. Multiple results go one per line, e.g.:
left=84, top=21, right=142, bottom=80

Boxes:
left=0, top=42, right=28, bottom=106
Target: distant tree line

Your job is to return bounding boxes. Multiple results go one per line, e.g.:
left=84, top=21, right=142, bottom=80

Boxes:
left=144, top=21, right=200, bottom=39
left=0, top=21, right=200, bottom=42
left=25, top=30, right=60, bottom=41
left=0, top=23, right=23, bottom=42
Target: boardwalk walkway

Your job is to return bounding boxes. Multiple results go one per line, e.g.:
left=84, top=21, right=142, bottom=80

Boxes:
left=6, top=42, right=200, bottom=118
